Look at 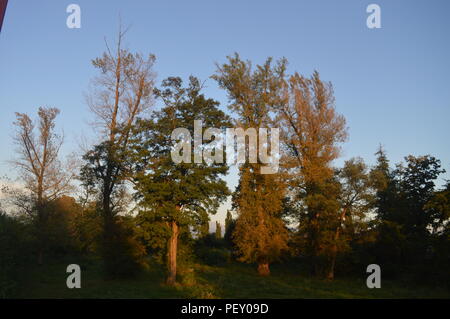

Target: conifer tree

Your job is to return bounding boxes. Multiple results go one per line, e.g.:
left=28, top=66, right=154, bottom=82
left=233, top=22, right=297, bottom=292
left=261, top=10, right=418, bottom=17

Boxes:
left=215, top=221, right=222, bottom=239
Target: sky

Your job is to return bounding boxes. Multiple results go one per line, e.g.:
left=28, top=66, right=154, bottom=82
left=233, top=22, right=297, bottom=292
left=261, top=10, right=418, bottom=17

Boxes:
left=0, top=0, right=449, bottom=230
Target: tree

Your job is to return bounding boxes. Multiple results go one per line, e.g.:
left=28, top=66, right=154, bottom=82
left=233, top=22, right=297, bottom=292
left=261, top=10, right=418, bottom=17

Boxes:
left=0, top=210, right=32, bottom=298
left=326, top=157, right=373, bottom=280
left=232, top=169, right=289, bottom=275
left=213, top=53, right=289, bottom=276
left=370, top=146, right=395, bottom=221
left=198, top=217, right=210, bottom=238
left=424, top=182, right=450, bottom=285
left=394, top=155, right=445, bottom=268
left=11, top=107, right=75, bottom=264
left=224, top=210, right=236, bottom=245
left=369, top=147, right=405, bottom=275
left=215, top=221, right=222, bottom=239
left=225, top=210, right=233, bottom=233
left=424, top=181, right=450, bottom=236
left=81, top=28, right=156, bottom=275
left=131, top=76, right=230, bottom=285
left=395, top=155, right=445, bottom=234
left=277, top=71, right=348, bottom=276
left=371, top=151, right=446, bottom=276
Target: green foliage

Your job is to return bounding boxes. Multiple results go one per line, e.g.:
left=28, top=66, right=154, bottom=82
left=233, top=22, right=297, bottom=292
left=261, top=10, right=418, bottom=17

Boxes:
left=424, top=182, right=450, bottom=235
left=194, top=232, right=231, bottom=266
left=70, top=203, right=102, bottom=254
left=213, top=54, right=289, bottom=274
left=4, top=47, right=450, bottom=296
left=131, top=76, right=230, bottom=226
left=232, top=168, right=289, bottom=267
left=101, top=216, right=148, bottom=279
left=370, top=151, right=449, bottom=282
left=130, top=76, right=230, bottom=282
left=224, top=210, right=236, bottom=247
left=0, top=212, right=33, bottom=298
left=196, top=247, right=231, bottom=266
left=215, top=221, right=222, bottom=239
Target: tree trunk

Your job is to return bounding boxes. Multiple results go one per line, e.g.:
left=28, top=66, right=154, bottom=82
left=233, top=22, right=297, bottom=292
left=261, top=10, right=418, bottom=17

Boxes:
left=327, top=207, right=347, bottom=280
left=166, top=220, right=179, bottom=285
left=327, top=247, right=337, bottom=280
left=101, top=173, right=116, bottom=276
left=257, top=262, right=270, bottom=276
left=36, top=199, right=45, bottom=265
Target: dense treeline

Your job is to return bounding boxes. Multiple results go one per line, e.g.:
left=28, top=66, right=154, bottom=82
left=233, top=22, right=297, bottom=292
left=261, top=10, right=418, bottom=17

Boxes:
left=1, top=33, right=449, bottom=298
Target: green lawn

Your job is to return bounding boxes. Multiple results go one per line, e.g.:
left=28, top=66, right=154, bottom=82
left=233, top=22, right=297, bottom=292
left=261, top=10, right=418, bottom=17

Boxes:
left=14, top=258, right=450, bottom=299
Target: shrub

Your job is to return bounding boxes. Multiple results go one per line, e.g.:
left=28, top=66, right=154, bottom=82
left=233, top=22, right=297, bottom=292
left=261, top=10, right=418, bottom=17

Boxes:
left=196, top=247, right=231, bottom=266
left=0, top=212, right=32, bottom=298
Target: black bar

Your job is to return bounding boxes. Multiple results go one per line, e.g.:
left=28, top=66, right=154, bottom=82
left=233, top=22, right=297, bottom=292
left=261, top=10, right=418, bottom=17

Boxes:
left=0, top=299, right=448, bottom=318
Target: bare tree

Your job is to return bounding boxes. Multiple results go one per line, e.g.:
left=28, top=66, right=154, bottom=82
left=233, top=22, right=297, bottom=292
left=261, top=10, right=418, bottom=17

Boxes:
left=11, top=107, right=75, bottom=263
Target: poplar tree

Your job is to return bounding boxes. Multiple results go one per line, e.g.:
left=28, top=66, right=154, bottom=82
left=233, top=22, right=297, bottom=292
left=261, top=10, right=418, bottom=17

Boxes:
left=215, top=221, right=222, bottom=239
left=278, top=71, right=348, bottom=276
left=213, top=53, right=289, bottom=276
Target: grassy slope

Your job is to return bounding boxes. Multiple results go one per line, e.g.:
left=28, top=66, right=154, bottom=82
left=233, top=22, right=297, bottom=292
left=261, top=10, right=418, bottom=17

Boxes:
left=14, top=258, right=450, bottom=299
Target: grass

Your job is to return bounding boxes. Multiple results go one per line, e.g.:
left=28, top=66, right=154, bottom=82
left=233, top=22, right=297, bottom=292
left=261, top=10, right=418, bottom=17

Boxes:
left=14, top=257, right=450, bottom=299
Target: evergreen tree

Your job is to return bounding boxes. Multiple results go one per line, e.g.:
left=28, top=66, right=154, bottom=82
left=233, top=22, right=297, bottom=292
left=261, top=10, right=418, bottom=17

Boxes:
left=198, top=218, right=210, bottom=238
left=223, top=210, right=234, bottom=242
left=215, top=221, right=222, bottom=239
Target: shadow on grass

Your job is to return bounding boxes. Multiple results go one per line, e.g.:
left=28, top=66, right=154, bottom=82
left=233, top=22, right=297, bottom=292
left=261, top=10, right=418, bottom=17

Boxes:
left=14, top=257, right=450, bottom=299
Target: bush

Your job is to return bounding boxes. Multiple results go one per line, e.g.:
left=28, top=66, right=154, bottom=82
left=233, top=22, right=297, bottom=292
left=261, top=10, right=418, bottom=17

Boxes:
left=102, top=216, right=148, bottom=279
left=0, top=212, right=32, bottom=298
left=196, top=247, right=231, bottom=266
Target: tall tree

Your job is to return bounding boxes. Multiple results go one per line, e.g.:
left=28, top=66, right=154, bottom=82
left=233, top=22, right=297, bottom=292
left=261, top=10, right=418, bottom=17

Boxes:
left=198, top=217, right=210, bottom=238
left=11, top=107, right=75, bottom=264
left=424, top=182, right=450, bottom=285
left=131, top=76, right=229, bottom=285
left=371, top=151, right=446, bottom=275
left=232, top=168, right=289, bottom=275
left=370, top=146, right=394, bottom=221
left=81, top=28, right=156, bottom=274
left=326, top=157, right=373, bottom=280
left=215, top=221, right=222, bottom=239
left=395, top=155, right=445, bottom=233
left=213, top=53, right=289, bottom=276
left=394, top=155, right=445, bottom=266
left=278, top=71, right=348, bottom=276
left=424, top=181, right=450, bottom=236
left=224, top=210, right=236, bottom=247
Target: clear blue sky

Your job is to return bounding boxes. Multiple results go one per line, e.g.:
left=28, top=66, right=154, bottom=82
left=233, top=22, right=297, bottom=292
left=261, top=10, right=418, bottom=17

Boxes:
left=1, top=0, right=449, bottom=227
